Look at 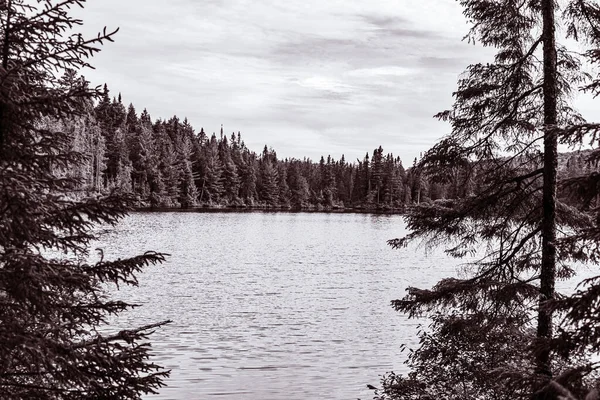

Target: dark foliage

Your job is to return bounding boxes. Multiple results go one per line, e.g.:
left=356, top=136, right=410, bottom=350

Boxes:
left=375, top=0, right=600, bottom=399
left=0, top=1, right=170, bottom=398
left=61, top=101, right=413, bottom=210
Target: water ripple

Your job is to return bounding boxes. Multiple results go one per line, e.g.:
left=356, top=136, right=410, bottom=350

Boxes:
left=97, top=211, right=461, bottom=400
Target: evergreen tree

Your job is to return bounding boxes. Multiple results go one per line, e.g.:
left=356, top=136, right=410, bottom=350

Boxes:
left=96, top=92, right=129, bottom=189
left=0, top=1, right=170, bottom=398
left=154, top=122, right=180, bottom=206
left=381, top=153, right=396, bottom=205
left=217, top=135, right=240, bottom=203
left=45, top=72, right=107, bottom=194
left=126, top=103, right=138, bottom=133
left=222, top=158, right=241, bottom=203
left=129, top=109, right=155, bottom=199
left=289, top=161, right=310, bottom=209
left=335, top=155, right=349, bottom=205
left=361, top=152, right=372, bottom=203
left=112, top=126, right=133, bottom=192
left=318, top=155, right=326, bottom=191
left=175, top=134, right=197, bottom=208
left=378, top=0, right=600, bottom=398
left=87, top=116, right=106, bottom=192
left=371, top=146, right=384, bottom=204
left=94, top=84, right=111, bottom=126
left=203, top=133, right=224, bottom=204
left=135, top=112, right=165, bottom=208
left=260, top=159, right=279, bottom=206
left=277, top=162, right=291, bottom=206
left=190, top=127, right=206, bottom=201
left=238, top=151, right=258, bottom=205
left=323, top=156, right=336, bottom=207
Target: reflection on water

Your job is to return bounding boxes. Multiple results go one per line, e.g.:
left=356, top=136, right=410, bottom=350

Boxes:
left=96, top=212, right=461, bottom=400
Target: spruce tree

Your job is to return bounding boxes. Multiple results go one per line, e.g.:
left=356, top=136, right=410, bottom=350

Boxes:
left=277, top=162, right=291, bottom=206
left=222, top=158, right=241, bottom=203
left=260, top=159, right=279, bottom=206
left=238, top=151, right=258, bottom=205
left=371, top=146, right=384, bottom=204
left=289, top=161, right=310, bottom=209
left=0, top=1, right=170, bottom=398
left=203, top=133, right=224, bottom=204
left=378, top=0, right=600, bottom=398
left=176, top=134, right=198, bottom=208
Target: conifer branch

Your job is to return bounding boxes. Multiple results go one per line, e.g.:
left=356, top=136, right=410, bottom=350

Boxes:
left=72, top=320, right=172, bottom=349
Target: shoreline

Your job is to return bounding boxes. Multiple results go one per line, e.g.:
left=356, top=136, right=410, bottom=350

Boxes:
left=133, top=204, right=408, bottom=215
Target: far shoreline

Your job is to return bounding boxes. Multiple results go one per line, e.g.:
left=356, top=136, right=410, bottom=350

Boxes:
left=133, top=204, right=409, bottom=215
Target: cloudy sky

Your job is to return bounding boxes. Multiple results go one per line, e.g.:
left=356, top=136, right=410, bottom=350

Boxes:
left=74, top=0, right=597, bottom=164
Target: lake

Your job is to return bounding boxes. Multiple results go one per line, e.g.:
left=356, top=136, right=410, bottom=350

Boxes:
left=96, top=211, right=466, bottom=399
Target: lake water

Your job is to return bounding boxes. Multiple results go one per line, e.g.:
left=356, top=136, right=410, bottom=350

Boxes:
left=95, top=211, right=467, bottom=399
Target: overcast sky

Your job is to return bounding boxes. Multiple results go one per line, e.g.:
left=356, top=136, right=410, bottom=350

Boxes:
left=74, top=0, right=597, bottom=164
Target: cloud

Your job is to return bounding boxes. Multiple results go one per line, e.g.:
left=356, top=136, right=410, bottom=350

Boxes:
left=346, top=66, right=415, bottom=80
left=74, top=0, right=490, bottom=163
left=360, top=15, right=411, bottom=29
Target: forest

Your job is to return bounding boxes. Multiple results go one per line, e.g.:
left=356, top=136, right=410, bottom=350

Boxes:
left=55, top=80, right=595, bottom=212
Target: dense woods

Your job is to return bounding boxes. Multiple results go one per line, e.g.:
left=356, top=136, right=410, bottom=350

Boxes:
left=55, top=84, right=598, bottom=212
left=56, top=84, right=410, bottom=210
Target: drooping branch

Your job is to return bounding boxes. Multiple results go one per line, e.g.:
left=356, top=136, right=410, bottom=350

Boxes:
left=72, top=320, right=173, bottom=349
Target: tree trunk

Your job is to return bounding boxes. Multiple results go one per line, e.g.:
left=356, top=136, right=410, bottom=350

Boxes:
left=2, top=0, right=12, bottom=69
left=537, top=0, right=559, bottom=382
left=0, top=1, right=12, bottom=151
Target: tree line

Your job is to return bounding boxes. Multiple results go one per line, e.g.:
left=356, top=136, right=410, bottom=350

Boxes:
left=54, top=85, right=410, bottom=210
left=51, top=84, right=596, bottom=212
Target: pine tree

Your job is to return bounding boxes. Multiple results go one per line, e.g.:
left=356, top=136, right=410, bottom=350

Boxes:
left=335, top=155, right=349, bottom=205
left=203, top=133, right=224, bottom=204
left=371, top=146, right=384, bottom=204
left=260, top=159, right=279, bottom=206
left=175, top=134, right=197, bottom=208
left=216, top=135, right=240, bottom=203
left=222, top=158, right=241, bottom=203
left=289, top=161, right=310, bottom=209
left=111, top=126, right=133, bottom=192
left=42, top=72, right=106, bottom=195
left=277, top=162, right=291, bottom=206
left=381, top=153, right=396, bottom=205
left=238, top=151, right=258, bottom=205
left=0, top=1, right=170, bottom=398
left=126, top=103, right=138, bottom=133
left=97, top=94, right=128, bottom=188
left=322, top=155, right=336, bottom=207
left=86, top=115, right=106, bottom=192
left=155, top=123, right=180, bottom=206
left=129, top=109, right=155, bottom=199
left=378, top=0, right=600, bottom=398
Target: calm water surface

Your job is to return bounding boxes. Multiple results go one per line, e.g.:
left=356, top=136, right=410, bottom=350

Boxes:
left=97, top=212, right=463, bottom=400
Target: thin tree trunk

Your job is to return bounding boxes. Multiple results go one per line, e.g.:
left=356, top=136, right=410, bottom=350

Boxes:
left=199, top=178, right=206, bottom=203
left=2, top=0, right=12, bottom=69
left=537, top=0, right=559, bottom=382
left=0, top=0, right=12, bottom=151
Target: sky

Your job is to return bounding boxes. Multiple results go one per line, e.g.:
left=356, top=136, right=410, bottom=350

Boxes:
left=74, top=0, right=597, bottom=164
